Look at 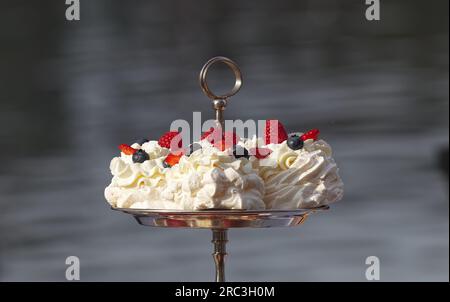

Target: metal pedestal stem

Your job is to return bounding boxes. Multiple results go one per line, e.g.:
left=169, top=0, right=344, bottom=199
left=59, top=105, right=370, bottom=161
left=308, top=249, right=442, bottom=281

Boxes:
left=211, top=229, right=228, bottom=282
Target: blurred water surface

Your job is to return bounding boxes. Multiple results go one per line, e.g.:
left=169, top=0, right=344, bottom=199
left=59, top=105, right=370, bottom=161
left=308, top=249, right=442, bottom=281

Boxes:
left=0, top=0, right=448, bottom=281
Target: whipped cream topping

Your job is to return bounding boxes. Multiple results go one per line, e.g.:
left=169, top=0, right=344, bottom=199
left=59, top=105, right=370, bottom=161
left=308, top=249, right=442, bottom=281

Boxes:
left=105, top=140, right=266, bottom=210
left=259, top=139, right=343, bottom=209
left=158, top=141, right=265, bottom=210
left=104, top=141, right=170, bottom=208
left=105, top=135, right=344, bottom=210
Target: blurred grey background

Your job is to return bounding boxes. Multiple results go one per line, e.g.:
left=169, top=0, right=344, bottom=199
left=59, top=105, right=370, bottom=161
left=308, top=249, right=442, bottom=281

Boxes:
left=0, top=0, right=448, bottom=281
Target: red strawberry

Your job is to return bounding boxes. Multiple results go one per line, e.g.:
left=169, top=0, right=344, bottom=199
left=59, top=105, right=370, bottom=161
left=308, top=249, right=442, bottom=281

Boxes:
left=264, top=120, right=288, bottom=144
left=301, top=129, right=320, bottom=141
left=201, top=127, right=239, bottom=151
left=118, top=144, right=137, bottom=155
left=213, top=139, right=230, bottom=151
left=219, top=131, right=239, bottom=151
left=164, top=152, right=183, bottom=167
left=200, top=127, right=215, bottom=141
left=158, top=131, right=182, bottom=150
left=249, top=147, right=272, bottom=159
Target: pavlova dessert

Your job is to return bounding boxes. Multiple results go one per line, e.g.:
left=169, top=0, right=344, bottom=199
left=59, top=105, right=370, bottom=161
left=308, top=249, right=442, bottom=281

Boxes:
left=105, top=120, right=344, bottom=210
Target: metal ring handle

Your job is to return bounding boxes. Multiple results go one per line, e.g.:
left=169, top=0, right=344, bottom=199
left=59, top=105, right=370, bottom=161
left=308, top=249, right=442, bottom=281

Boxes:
left=199, top=56, right=243, bottom=100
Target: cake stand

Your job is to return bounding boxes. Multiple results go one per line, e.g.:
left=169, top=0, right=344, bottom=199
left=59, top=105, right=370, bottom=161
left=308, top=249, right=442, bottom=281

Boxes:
left=113, top=206, right=329, bottom=282
left=110, top=56, right=330, bottom=281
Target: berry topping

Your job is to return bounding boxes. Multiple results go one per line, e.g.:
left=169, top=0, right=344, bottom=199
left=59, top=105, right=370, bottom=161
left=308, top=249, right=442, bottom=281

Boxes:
left=215, top=137, right=233, bottom=151
left=232, top=145, right=250, bottom=159
left=136, top=138, right=149, bottom=145
left=287, top=135, right=304, bottom=150
left=187, top=143, right=202, bottom=156
left=132, top=149, right=149, bottom=163
left=119, top=144, right=137, bottom=155
left=201, top=127, right=239, bottom=151
left=163, top=152, right=183, bottom=167
left=200, top=127, right=215, bottom=140
left=301, top=129, right=320, bottom=141
left=264, top=120, right=288, bottom=144
left=158, top=131, right=183, bottom=150
left=249, top=147, right=272, bottom=159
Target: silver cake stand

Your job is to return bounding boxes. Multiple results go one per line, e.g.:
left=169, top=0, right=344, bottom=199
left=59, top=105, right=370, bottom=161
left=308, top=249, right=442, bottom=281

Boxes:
left=110, top=57, right=330, bottom=281
left=112, top=206, right=329, bottom=281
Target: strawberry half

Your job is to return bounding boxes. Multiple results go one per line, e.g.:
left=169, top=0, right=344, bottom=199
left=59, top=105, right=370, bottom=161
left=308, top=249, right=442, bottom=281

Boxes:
left=119, top=144, right=137, bottom=155
left=163, top=152, right=183, bottom=167
left=200, top=127, right=215, bottom=141
left=158, top=131, right=183, bottom=150
left=301, top=129, right=320, bottom=141
left=249, top=147, right=272, bottom=159
left=264, top=120, right=288, bottom=144
left=201, top=127, right=239, bottom=151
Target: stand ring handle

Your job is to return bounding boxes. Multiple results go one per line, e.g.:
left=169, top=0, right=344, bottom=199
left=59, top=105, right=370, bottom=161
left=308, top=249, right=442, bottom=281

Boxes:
left=199, top=56, right=243, bottom=100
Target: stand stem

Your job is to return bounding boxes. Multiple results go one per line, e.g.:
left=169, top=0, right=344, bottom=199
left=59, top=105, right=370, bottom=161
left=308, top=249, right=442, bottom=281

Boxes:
left=211, top=229, right=228, bottom=282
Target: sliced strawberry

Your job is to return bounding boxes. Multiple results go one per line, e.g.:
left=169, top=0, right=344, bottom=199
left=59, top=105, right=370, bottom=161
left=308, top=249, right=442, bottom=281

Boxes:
left=201, top=127, right=239, bottom=151
left=301, top=129, right=320, bottom=141
left=264, top=120, right=288, bottom=144
left=218, top=131, right=239, bottom=151
left=224, top=131, right=239, bottom=145
left=118, top=144, right=137, bottom=155
left=158, top=131, right=183, bottom=150
left=200, top=127, right=215, bottom=141
left=164, top=152, right=183, bottom=167
left=249, top=147, right=272, bottom=159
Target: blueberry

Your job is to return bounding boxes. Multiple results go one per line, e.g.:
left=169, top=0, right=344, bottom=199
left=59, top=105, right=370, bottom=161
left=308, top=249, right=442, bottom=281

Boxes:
left=232, top=145, right=249, bottom=159
left=132, top=149, right=149, bottom=163
left=187, top=143, right=202, bottom=156
left=136, top=138, right=149, bottom=145
left=162, top=161, right=171, bottom=168
left=287, top=135, right=304, bottom=150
